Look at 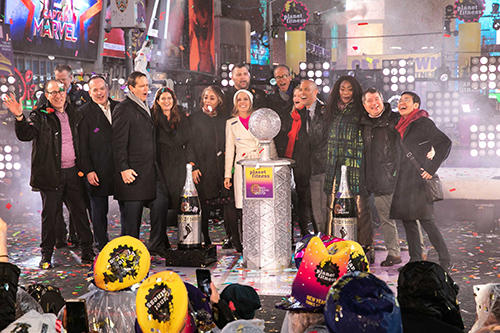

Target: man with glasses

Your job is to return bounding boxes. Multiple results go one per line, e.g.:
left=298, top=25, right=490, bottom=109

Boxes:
left=5, top=80, right=95, bottom=268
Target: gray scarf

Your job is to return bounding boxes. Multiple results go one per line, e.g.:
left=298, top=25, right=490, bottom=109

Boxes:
left=127, top=91, right=151, bottom=116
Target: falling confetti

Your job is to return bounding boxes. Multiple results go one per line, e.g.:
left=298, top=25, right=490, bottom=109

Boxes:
left=94, top=127, right=100, bottom=133
left=449, top=188, right=456, bottom=192
left=75, top=50, right=78, bottom=57
left=6, top=203, right=12, bottom=210
left=352, top=46, right=358, bottom=51
left=77, top=171, right=84, bottom=177
left=357, top=22, right=368, bottom=26
left=160, top=11, right=165, bottom=20
left=366, top=57, right=374, bottom=64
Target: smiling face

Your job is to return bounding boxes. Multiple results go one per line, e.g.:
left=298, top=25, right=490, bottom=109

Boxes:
left=129, top=76, right=149, bottom=102
left=339, top=80, right=354, bottom=104
left=45, top=81, right=66, bottom=110
left=88, top=77, right=109, bottom=106
left=274, top=66, right=291, bottom=93
left=363, top=92, right=384, bottom=117
left=232, top=66, right=250, bottom=90
left=398, top=93, right=419, bottom=117
left=299, top=80, right=318, bottom=108
left=54, top=69, right=72, bottom=91
left=293, top=88, right=305, bottom=109
left=158, top=91, right=174, bottom=112
left=235, top=91, right=252, bottom=115
left=202, top=88, right=220, bottom=111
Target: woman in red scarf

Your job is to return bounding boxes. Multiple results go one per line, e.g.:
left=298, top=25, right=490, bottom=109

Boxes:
left=390, top=91, right=452, bottom=270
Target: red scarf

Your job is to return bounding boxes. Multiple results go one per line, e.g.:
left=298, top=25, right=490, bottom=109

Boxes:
left=285, top=108, right=302, bottom=158
left=395, top=109, right=429, bottom=138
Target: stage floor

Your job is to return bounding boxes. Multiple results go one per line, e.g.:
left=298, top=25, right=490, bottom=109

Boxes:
left=3, top=201, right=500, bottom=331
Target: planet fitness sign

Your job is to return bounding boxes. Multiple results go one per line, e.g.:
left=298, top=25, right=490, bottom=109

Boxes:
left=281, top=0, right=309, bottom=31
left=454, top=0, right=485, bottom=22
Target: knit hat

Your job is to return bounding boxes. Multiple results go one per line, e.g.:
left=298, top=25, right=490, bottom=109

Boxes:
left=233, top=89, right=254, bottom=106
left=94, top=236, right=151, bottom=291
left=136, top=270, right=188, bottom=333
left=220, top=283, right=261, bottom=320
left=275, top=237, right=351, bottom=312
left=324, top=271, right=403, bottom=333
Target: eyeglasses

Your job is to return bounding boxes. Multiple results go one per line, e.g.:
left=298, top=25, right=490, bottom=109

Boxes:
left=275, top=74, right=289, bottom=80
left=46, top=89, right=65, bottom=97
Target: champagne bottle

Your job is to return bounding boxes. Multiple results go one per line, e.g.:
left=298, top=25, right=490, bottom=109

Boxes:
left=332, top=165, right=357, bottom=241
left=178, top=164, right=202, bottom=249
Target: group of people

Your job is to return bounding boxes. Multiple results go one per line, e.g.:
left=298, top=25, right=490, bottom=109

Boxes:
left=4, top=62, right=452, bottom=271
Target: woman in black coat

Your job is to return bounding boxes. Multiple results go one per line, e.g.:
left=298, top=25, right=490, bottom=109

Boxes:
left=390, top=92, right=452, bottom=269
left=151, top=87, right=189, bottom=211
left=186, top=86, right=241, bottom=251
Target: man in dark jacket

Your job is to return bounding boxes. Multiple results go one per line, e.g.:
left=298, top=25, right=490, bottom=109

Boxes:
left=361, top=88, right=406, bottom=266
left=267, top=64, right=299, bottom=157
left=300, top=79, right=327, bottom=234
left=79, top=76, right=118, bottom=250
left=390, top=92, right=451, bottom=270
left=0, top=218, right=20, bottom=330
left=5, top=80, right=94, bottom=268
left=222, top=63, right=267, bottom=116
left=112, top=71, right=171, bottom=256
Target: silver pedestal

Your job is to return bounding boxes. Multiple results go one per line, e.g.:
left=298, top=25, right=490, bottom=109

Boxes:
left=238, top=159, right=293, bottom=270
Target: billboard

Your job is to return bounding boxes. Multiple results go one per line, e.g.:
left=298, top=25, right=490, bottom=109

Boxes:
left=5, top=0, right=102, bottom=60
left=188, top=0, right=214, bottom=73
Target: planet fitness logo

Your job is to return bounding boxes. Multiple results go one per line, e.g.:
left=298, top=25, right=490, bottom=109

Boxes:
left=145, top=283, right=174, bottom=322
left=103, top=245, right=141, bottom=284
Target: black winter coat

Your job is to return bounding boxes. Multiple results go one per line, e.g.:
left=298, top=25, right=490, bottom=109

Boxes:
left=308, top=100, right=329, bottom=175
left=390, top=116, right=451, bottom=220
left=112, top=97, right=156, bottom=201
left=185, top=110, right=227, bottom=201
left=78, top=99, right=118, bottom=197
left=0, top=263, right=20, bottom=330
left=360, top=103, right=400, bottom=195
left=156, top=112, right=190, bottom=209
left=15, top=102, right=83, bottom=191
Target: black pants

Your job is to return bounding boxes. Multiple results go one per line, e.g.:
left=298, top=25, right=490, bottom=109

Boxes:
left=118, top=181, right=170, bottom=251
left=296, top=181, right=315, bottom=236
left=224, top=201, right=241, bottom=248
left=403, top=218, right=450, bottom=266
left=39, top=167, right=93, bottom=256
left=89, top=196, right=110, bottom=250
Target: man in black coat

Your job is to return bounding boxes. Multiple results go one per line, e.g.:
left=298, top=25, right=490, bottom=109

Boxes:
left=5, top=80, right=94, bottom=268
left=361, top=88, right=409, bottom=266
left=78, top=76, right=118, bottom=250
left=267, top=64, right=299, bottom=157
left=390, top=91, right=452, bottom=270
left=222, top=63, right=267, bottom=116
left=112, top=71, right=171, bottom=256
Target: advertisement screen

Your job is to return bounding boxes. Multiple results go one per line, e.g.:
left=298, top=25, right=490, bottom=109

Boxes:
left=5, top=0, right=102, bottom=60
left=188, top=0, right=214, bottom=73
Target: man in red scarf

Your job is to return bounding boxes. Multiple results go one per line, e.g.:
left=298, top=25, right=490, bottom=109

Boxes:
left=390, top=92, right=452, bottom=271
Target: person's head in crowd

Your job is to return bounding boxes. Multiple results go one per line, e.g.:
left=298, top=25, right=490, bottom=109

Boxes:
left=324, top=271, right=402, bottom=332
left=292, top=87, right=305, bottom=110
left=201, top=85, right=224, bottom=116
left=152, top=87, right=181, bottom=128
left=44, top=80, right=67, bottom=111
left=398, top=91, right=421, bottom=117
left=397, top=261, right=464, bottom=331
left=362, top=87, right=385, bottom=118
left=127, top=71, right=149, bottom=102
left=285, top=312, right=325, bottom=333
left=136, top=270, right=188, bottom=333
left=470, top=283, right=500, bottom=333
left=220, top=284, right=261, bottom=320
left=88, top=76, right=109, bottom=107
left=232, top=89, right=254, bottom=117
left=221, top=319, right=264, bottom=333
left=299, top=79, right=318, bottom=108
left=327, top=75, right=363, bottom=113
left=232, top=63, right=251, bottom=90
left=54, top=64, right=73, bottom=92
left=274, top=65, right=292, bottom=93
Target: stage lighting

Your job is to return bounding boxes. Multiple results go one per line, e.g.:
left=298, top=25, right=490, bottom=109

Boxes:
left=382, top=58, right=415, bottom=95
left=426, top=91, right=461, bottom=127
left=323, top=86, right=330, bottom=94
left=219, top=63, right=235, bottom=88
left=221, top=79, right=229, bottom=87
left=493, top=19, right=500, bottom=30
left=299, top=62, right=307, bottom=71
left=0, top=171, right=5, bottom=179
left=118, top=78, right=126, bottom=85
left=299, top=61, right=333, bottom=95
left=322, top=62, right=330, bottom=70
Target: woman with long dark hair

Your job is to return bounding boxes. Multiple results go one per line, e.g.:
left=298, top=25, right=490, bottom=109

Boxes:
left=152, top=87, right=189, bottom=216
left=186, top=86, right=241, bottom=250
left=324, top=75, right=374, bottom=262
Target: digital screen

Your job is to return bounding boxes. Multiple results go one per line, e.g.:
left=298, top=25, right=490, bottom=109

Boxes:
left=5, top=0, right=102, bottom=60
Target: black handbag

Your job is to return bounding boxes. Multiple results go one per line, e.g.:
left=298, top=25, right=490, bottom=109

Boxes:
left=400, top=142, right=444, bottom=202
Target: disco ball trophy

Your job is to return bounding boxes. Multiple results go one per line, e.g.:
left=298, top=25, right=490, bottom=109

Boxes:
left=238, top=108, right=293, bottom=270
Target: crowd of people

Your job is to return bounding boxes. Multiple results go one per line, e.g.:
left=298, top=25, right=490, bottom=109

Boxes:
left=3, top=62, right=453, bottom=272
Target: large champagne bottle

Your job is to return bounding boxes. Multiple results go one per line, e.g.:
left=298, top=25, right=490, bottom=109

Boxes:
left=178, top=164, right=202, bottom=249
left=332, top=165, right=357, bottom=241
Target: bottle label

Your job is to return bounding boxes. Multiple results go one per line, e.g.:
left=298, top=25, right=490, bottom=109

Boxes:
left=178, top=215, right=201, bottom=245
left=333, top=217, right=357, bottom=241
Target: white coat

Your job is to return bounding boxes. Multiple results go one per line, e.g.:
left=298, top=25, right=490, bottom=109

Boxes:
left=225, top=116, right=277, bottom=208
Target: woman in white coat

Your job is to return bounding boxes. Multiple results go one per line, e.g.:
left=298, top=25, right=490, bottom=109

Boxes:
left=224, top=89, right=277, bottom=209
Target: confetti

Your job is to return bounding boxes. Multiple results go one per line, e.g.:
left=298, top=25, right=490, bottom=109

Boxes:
left=9, top=18, right=13, bottom=25
left=75, top=50, right=78, bottom=57
left=89, top=40, right=95, bottom=44
left=77, top=171, right=84, bottom=177
left=366, top=57, right=373, bottom=64
left=449, top=188, right=456, bottom=192
left=6, top=203, right=12, bottom=210
left=352, top=46, right=358, bottom=51
left=160, top=11, right=165, bottom=20
left=94, top=127, right=100, bottom=133
left=357, top=22, right=368, bottom=25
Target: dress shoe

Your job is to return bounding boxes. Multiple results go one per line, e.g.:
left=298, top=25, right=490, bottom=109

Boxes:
left=363, top=246, right=375, bottom=265
left=381, top=255, right=402, bottom=267
left=81, top=248, right=95, bottom=264
left=222, top=239, right=233, bottom=249
left=39, top=254, right=53, bottom=269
